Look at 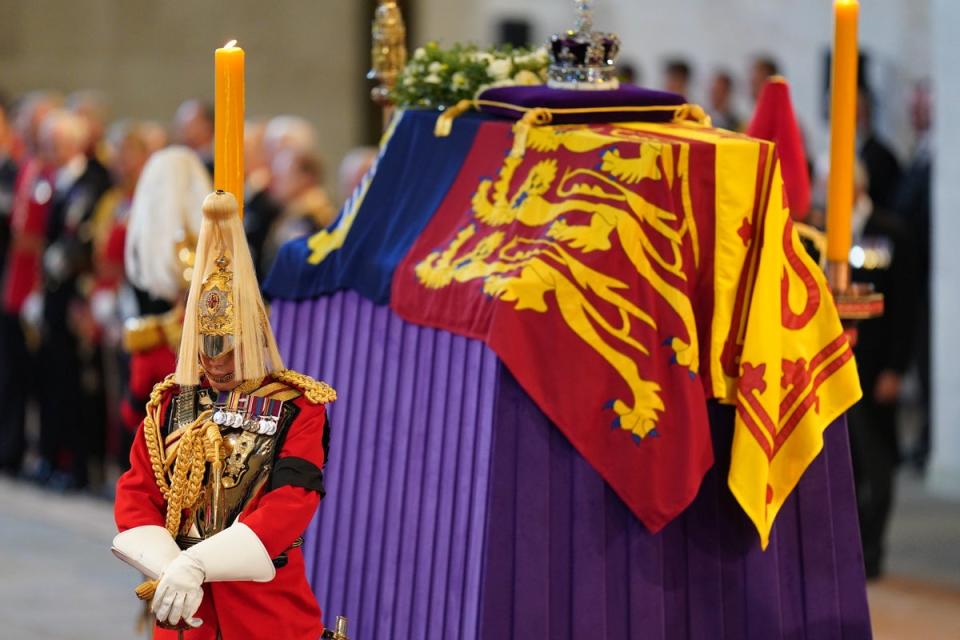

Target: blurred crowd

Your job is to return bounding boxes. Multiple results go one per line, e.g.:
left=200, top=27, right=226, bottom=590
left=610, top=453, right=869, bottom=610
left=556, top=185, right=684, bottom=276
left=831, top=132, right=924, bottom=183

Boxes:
left=0, top=89, right=376, bottom=493
left=0, top=62, right=934, bottom=579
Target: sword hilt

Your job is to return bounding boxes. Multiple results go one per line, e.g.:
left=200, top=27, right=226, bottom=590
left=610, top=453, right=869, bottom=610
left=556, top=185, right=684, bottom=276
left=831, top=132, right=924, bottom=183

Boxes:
left=321, top=615, right=350, bottom=640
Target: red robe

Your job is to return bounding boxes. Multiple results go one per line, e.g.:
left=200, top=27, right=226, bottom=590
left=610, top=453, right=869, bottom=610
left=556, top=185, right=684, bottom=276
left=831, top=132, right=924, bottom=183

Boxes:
left=120, top=345, right=177, bottom=432
left=3, top=157, right=52, bottom=314
left=115, top=381, right=328, bottom=639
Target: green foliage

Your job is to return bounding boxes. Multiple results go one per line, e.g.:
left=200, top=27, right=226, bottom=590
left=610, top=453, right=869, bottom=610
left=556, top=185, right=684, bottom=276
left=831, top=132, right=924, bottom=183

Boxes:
left=391, top=42, right=550, bottom=110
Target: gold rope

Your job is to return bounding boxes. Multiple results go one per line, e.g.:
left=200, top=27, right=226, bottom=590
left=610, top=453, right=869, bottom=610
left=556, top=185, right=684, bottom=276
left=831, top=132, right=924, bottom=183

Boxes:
left=136, top=377, right=224, bottom=601
left=272, top=369, right=337, bottom=405
left=473, top=98, right=702, bottom=120
left=141, top=376, right=178, bottom=500
left=433, top=97, right=712, bottom=143
left=434, top=99, right=474, bottom=137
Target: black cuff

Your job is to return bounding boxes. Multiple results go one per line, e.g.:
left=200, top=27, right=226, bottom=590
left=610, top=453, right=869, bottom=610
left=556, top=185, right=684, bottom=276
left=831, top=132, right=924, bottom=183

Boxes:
left=269, top=456, right=325, bottom=497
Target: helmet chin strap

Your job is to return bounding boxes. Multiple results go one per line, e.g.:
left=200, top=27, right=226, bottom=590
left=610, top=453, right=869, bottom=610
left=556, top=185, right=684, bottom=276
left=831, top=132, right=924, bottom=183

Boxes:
left=204, top=370, right=235, bottom=384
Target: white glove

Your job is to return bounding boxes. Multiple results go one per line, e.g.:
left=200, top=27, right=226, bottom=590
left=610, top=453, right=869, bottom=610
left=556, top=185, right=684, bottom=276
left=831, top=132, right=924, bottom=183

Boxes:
left=183, top=521, right=276, bottom=583
left=151, top=522, right=275, bottom=626
left=111, top=525, right=181, bottom=579
left=152, top=554, right=205, bottom=627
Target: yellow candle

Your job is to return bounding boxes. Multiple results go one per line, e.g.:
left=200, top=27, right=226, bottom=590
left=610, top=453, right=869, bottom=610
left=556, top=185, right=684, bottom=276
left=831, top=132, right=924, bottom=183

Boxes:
left=826, top=0, right=859, bottom=263
left=215, top=40, right=245, bottom=218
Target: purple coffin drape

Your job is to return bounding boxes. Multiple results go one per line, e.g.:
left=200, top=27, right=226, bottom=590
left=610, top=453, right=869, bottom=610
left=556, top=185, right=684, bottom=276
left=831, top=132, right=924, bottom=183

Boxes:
left=272, top=291, right=871, bottom=640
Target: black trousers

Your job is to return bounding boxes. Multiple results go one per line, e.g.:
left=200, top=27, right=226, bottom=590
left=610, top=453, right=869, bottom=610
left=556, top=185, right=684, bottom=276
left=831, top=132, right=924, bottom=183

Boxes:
left=0, top=313, right=31, bottom=472
left=39, top=286, right=106, bottom=488
left=847, top=368, right=900, bottom=578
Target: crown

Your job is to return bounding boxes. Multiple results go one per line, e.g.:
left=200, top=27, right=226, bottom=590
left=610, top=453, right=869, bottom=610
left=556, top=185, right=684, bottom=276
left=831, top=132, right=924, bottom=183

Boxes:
left=547, top=1, right=620, bottom=90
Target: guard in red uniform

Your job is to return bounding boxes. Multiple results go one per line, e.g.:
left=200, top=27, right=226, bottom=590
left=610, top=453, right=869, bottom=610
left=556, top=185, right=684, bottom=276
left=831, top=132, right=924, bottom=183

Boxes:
left=112, top=190, right=335, bottom=639
left=120, top=146, right=210, bottom=435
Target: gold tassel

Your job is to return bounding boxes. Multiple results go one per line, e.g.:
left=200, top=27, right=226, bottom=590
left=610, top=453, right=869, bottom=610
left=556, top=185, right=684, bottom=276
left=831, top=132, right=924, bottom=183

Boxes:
left=511, top=108, right=553, bottom=158
left=673, top=103, right=712, bottom=127
left=434, top=99, right=474, bottom=137
left=135, top=578, right=158, bottom=601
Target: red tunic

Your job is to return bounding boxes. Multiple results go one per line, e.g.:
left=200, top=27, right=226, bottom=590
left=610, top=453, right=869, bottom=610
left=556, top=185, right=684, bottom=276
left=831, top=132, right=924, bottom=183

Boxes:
left=3, top=158, right=52, bottom=314
left=120, top=345, right=177, bottom=432
left=115, top=383, right=328, bottom=639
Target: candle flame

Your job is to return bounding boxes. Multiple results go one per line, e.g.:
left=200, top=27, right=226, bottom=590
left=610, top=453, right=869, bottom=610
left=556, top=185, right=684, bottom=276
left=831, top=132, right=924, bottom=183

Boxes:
left=224, top=39, right=237, bottom=49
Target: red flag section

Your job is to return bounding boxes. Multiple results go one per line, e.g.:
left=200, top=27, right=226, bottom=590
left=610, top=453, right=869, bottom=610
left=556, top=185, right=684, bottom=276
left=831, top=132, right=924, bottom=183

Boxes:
left=392, top=121, right=718, bottom=531
left=747, top=77, right=812, bottom=220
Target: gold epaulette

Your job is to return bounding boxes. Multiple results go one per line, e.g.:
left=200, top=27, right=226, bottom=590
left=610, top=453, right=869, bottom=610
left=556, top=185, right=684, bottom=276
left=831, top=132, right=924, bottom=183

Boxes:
left=123, top=310, right=183, bottom=354
left=149, top=374, right=179, bottom=403
left=271, top=369, right=337, bottom=405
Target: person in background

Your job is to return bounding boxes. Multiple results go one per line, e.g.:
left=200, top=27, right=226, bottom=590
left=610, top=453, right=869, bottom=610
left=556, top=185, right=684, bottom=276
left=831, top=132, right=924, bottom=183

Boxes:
left=0, top=95, right=17, bottom=247
left=120, top=146, right=209, bottom=466
left=857, top=86, right=902, bottom=210
left=243, top=118, right=282, bottom=281
left=90, top=122, right=151, bottom=292
left=174, top=99, right=215, bottom=175
left=83, top=122, right=151, bottom=471
left=36, top=108, right=112, bottom=489
left=617, top=61, right=641, bottom=86
left=13, top=91, right=60, bottom=161
left=250, top=114, right=326, bottom=277
left=263, top=148, right=335, bottom=275
left=0, top=95, right=17, bottom=302
left=0, top=92, right=58, bottom=477
left=263, top=114, right=317, bottom=160
left=846, top=160, right=919, bottom=579
left=749, top=55, right=779, bottom=103
left=68, top=90, right=111, bottom=170
left=707, top=70, right=743, bottom=131
left=662, top=58, right=692, bottom=98
left=0, top=94, right=24, bottom=475
left=141, top=120, right=170, bottom=155
left=336, top=146, right=377, bottom=205
left=894, top=80, right=933, bottom=471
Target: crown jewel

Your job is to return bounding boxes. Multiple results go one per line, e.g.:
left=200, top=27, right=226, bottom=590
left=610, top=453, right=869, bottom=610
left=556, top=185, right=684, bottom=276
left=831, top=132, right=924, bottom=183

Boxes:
left=547, top=0, right=621, bottom=90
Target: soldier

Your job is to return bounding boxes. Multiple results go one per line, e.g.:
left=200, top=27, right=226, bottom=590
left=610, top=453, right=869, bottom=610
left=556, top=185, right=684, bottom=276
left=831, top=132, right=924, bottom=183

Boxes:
left=112, top=190, right=335, bottom=638
left=120, top=146, right=210, bottom=450
left=847, top=161, right=919, bottom=578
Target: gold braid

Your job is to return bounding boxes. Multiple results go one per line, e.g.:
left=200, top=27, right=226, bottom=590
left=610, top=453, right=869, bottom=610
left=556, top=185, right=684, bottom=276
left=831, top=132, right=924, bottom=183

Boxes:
left=272, top=369, right=337, bottom=404
left=162, top=409, right=214, bottom=536
left=141, top=375, right=178, bottom=500
left=135, top=378, right=224, bottom=602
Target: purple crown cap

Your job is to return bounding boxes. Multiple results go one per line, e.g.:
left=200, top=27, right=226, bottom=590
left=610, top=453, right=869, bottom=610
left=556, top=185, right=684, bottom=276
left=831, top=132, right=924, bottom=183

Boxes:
left=547, top=1, right=621, bottom=90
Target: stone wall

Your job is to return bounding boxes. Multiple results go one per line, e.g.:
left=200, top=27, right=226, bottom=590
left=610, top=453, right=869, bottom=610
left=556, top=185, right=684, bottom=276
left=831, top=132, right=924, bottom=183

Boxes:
left=0, top=0, right=368, bottom=186
left=929, top=0, right=959, bottom=499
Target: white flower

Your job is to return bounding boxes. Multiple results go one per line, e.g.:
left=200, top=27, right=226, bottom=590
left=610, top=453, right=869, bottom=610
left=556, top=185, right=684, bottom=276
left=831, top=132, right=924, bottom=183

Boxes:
left=533, top=46, right=550, bottom=63
left=428, top=61, right=443, bottom=73
left=451, top=71, right=468, bottom=89
left=488, top=58, right=511, bottom=81
left=470, top=51, right=495, bottom=65
left=424, top=73, right=441, bottom=84
left=403, top=74, right=416, bottom=87
left=413, top=47, right=426, bottom=60
left=513, top=70, right=541, bottom=86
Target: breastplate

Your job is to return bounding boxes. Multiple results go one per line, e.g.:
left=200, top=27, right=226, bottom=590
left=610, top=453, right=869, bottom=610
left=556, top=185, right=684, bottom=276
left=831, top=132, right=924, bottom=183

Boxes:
left=166, top=385, right=297, bottom=538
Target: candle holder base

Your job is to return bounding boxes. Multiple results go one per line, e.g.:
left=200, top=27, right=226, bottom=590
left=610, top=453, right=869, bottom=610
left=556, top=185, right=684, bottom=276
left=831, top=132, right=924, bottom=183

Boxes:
left=825, top=259, right=883, bottom=321
left=834, top=283, right=884, bottom=321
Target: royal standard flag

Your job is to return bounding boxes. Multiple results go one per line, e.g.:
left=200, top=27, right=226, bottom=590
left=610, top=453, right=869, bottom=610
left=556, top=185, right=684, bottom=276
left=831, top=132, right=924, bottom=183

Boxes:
left=265, top=109, right=861, bottom=543
left=725, top=161, right=861, bottom=548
